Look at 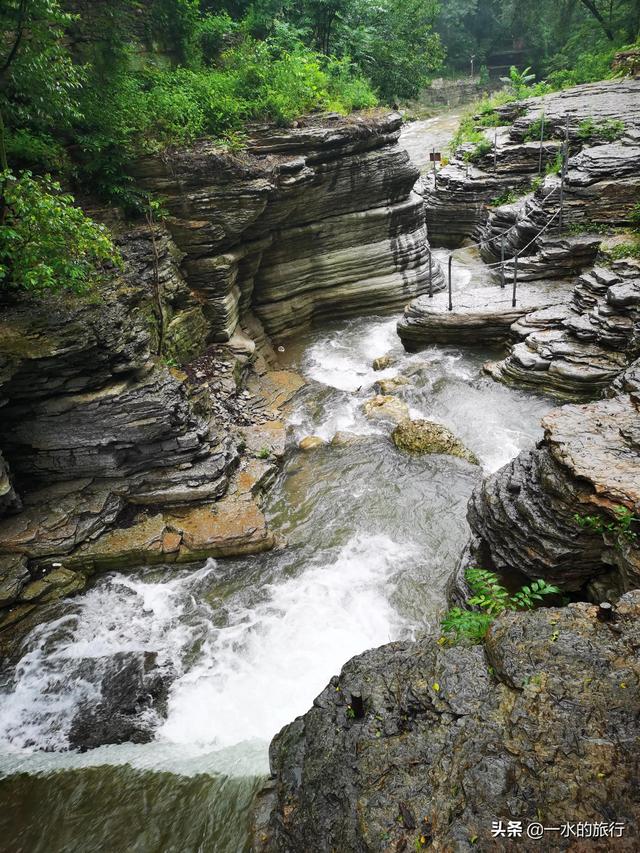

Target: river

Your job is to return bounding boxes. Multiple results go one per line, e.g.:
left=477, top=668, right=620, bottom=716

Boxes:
left=0, top=115, right=553, bottom=853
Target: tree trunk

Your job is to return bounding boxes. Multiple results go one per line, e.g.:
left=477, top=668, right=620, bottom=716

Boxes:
left=576, top=0, right=615, bottom=40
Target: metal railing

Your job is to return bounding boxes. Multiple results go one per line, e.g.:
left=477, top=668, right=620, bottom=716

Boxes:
left=426, top=115, right=571, bottom=312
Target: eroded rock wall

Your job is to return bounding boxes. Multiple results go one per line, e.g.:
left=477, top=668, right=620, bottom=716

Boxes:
left=421, top=78, right=640, bottom=248
left=133, top=112, right=444, bottom=341
left=464, top=393, right=640, bottom=596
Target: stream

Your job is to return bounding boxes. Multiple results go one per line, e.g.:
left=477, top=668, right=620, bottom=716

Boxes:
left=0, top=115, right=554, bottom=853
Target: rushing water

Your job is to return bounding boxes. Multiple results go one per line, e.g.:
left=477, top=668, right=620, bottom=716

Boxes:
left=0, top=119, right=554, bottom=853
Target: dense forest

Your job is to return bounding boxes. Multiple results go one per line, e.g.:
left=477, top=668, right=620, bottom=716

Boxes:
left=0, top=0, right=639, bottom=295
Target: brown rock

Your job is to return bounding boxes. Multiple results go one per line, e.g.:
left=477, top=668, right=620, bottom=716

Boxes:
left=362, top=395, right=409, bottom=425
left=392, top=419, right=479, bottom=464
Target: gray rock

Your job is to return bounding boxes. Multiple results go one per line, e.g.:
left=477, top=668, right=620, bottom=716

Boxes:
left=67, top=651, right=173, bottom=752
left=257, top=592, right=640, bottom=851
left=465, top=394, right=640, bottom=593
left=134, top=112, right=445, bottom=341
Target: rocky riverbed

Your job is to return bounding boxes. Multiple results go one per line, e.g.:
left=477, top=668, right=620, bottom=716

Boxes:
left=1, top=87, right=639, bottom=853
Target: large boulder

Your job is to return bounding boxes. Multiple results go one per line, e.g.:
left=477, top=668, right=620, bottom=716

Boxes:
left=68, top=651, right=173, bottom=752
left=256, top=592, right=640, bottom=852
left=465, top=393, right=640, bottom=594
left=362, top=394, right=410, bottom=425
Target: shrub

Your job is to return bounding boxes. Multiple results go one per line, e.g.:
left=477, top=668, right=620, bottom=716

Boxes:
left=577, top=117, right=625, bottom=142
left=0, top=171, right=117, bottom=294
left=441, top=568, right=559, bottom=643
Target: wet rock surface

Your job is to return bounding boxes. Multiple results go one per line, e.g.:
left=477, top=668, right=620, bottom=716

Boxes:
left=68, top=652, right=172, bottom=752
left=398, top=278, right=575, bottom=349
left=392, top=419, right=479, bottom=464
left=134, top=111, right=445, bottom=342
left=465, top=393, right=640, bottom=594
left=257, top=592, right=640, bottom=852
left=0, top=224, right=302, bottom=629
left=488, top=260, right=640, bottom=400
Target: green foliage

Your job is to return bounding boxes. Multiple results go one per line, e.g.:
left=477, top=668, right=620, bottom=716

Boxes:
left=477, top=110, right=502, bottom=128
left=0, top=0, right=84, bottom=133
left=545, top=150, right=564, bottom=175
left=600, top=239, right=640, bottom=261
left=574, top=505, right=639, bottom=547
left=500, top=65, right=537, bottom=97
left=577, top=117, right=625, bottom=142
left=630, top=203, right=640, bottom=231
left=441, top=567, right=560, bottom=643
left=491, top=189, right=522, bottom=207
left=4, top=129, right=67, bottom=173
left=467, top=138, right=493, bottom=163
left=0, top=170, right=117, bottom=294
left=523, top=114, right=557, bottom=143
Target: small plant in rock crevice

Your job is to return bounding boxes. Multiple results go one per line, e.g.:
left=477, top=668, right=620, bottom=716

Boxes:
left=577, top=117, right=625, bottom=142
left=441, top=568, right=560, bottom=643
left=574, top=505, right=639, bottom=548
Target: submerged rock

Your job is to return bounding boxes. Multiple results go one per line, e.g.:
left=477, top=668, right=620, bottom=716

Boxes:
left=372, top=354, right=395, bottom=371
left=257, top=592, right=640, bottom=852
left=373, top=376, right=410, bottom=395
left=362, top=394, right=410, bottom=425
left=392, top=419, right=479, bottom=464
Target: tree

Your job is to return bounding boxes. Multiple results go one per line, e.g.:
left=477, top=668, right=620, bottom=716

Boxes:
left=0, top=170, right=116, bottom=294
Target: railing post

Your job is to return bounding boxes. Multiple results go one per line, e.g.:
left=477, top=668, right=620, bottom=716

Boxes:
left=448, top=256, right=453, bottom=311
left=512, top=253, right=518, bottom=308
left=538, top=112, right=545, bottom=175
left=432, top=146, right=437, bottom=188
left=494, top=130, right=498, bottom=172
left=500, top=236, right=505, bottom=288
left=559, top=115, right=570, bottom=233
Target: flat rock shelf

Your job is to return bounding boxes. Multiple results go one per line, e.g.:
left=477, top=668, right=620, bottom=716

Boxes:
left=397, top=280, right=575, bottom=349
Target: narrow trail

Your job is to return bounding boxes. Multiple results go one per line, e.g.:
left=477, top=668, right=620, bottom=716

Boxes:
left=0, top=112, right=557, bottom=853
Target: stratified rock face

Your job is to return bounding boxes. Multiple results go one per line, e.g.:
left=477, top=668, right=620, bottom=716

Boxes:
left=134, top=112, right=444, bottom=341
left=398, top=277, right=575, bottom=350
left=257, top=592, right=640, bottom=853
left=421, top=78, right=640, bottom=248
left=0, top=224, right=294, bottom=630
left=466, top=394, right=640, bottom=593
left=487, top=261, right=640, bottom=399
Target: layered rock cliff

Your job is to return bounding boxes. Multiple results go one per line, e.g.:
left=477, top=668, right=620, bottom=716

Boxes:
left=133, top=112, right=444, bottom=342
left=0, top=111, right=441, bottom=632
left=460, top=392, right=640, bottom=600
left=420, top=78, right=640, bottom=248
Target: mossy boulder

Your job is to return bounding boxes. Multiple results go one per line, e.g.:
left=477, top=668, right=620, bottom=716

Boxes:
left=392, top=418, right=479, bottom=464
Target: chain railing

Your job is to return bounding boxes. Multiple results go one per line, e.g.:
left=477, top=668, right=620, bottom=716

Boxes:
left=427, top=114, right=572, bottom=312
